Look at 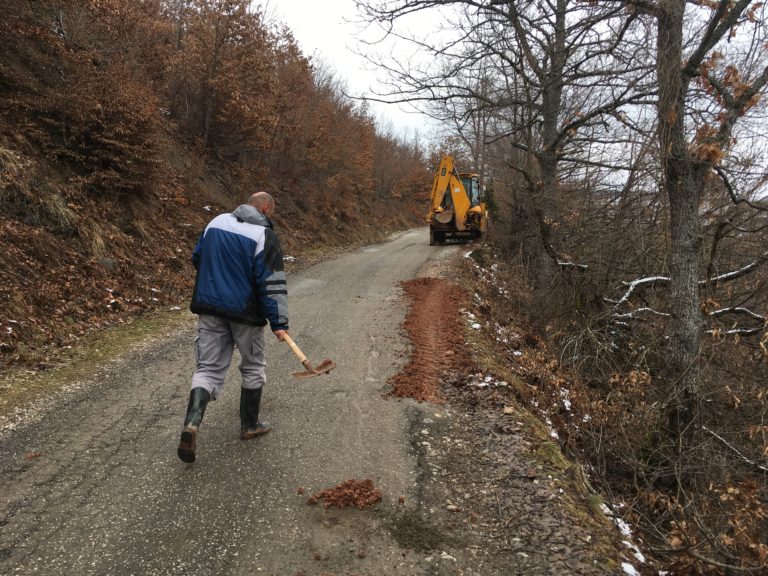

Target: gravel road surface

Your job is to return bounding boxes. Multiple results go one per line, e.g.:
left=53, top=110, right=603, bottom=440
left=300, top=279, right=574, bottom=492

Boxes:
left=0, top=229, right=466, bottom=576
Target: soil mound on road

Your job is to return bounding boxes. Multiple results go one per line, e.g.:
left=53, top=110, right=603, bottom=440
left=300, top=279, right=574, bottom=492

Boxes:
left=307, top=478, right=382, bottom=509
left=388, top=277, right=471, bottom=403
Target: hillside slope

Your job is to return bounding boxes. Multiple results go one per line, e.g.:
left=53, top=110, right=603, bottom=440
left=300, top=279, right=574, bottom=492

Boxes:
left=0, top=133, right=424, bottom=370
left=0, top=0, right=429, bottom=371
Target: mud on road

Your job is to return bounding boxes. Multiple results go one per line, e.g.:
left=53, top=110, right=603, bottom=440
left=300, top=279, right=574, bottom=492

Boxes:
left=381, top=256, right=629, bottom=575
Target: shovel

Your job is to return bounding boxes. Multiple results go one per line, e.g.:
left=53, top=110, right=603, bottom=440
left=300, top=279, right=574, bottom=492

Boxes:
left=283, top=334, right=336, bottom=378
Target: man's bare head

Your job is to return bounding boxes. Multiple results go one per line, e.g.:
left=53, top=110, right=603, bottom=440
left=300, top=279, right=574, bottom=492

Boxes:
left=248, top=192, right=275, bottom=217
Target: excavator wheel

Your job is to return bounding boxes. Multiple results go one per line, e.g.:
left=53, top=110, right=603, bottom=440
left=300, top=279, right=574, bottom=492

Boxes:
left=429, top=228, right=447, bottom=245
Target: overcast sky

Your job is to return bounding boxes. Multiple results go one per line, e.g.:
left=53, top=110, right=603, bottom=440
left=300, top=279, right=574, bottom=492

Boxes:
left=264, top=0, right=435, bottom=139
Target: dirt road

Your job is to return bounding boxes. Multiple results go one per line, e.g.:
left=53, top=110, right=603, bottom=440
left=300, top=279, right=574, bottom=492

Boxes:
left=0, top=229, right=625, bottom=575
left=0, top=229, right=449, bottom=575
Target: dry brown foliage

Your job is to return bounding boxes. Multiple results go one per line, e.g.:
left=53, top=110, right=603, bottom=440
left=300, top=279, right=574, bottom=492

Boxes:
left=466, top=242, right=768, bottom=574
left=0, top=0, right=430, bottom=371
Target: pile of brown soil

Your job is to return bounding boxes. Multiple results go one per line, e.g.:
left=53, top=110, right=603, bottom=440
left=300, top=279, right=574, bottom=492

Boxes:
left=387, top=277, right=471, bottom=403
left=306, top=479, right=382, bottom=509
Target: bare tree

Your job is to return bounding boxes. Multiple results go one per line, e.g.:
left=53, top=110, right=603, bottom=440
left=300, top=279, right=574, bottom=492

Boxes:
left=603, top=0, right=768, bottom=438
left=355, top=0, right=654, bottom=286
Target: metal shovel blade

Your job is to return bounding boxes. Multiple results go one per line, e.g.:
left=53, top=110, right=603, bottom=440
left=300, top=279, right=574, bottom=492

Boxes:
left=284, top=334, right=336, bottom=378
left=291, top=358, right=336, bottom=379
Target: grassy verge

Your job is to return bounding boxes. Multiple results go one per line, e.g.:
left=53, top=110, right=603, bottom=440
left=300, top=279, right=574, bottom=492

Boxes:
left=0, top=308, right=195, bottom=422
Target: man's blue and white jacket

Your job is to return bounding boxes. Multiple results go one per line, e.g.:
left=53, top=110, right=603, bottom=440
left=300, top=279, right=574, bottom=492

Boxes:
left=190, top=204, right=289, bottom=331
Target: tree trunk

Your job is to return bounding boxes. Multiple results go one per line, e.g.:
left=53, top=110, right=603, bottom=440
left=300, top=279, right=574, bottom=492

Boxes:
left=656, top=0, right=702, bottom=439
left=533, top=0, right=567, bottom=288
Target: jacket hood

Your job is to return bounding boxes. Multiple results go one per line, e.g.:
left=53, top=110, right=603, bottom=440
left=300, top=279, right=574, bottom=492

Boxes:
left=232, top=204, right=271, bottom=227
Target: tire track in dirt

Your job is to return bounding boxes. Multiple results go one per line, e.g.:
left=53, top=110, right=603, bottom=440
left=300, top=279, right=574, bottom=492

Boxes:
left=387, top=277, right=471, bottom=403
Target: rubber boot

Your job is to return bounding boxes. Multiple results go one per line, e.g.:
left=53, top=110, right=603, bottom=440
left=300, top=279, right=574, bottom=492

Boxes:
left=240, top=387, right=271, bottom=440
left=177, top=387, right=211, bottom=463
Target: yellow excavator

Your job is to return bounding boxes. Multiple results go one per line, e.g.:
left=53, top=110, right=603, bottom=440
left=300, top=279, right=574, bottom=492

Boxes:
left=426, top=155, right=487, bottom=245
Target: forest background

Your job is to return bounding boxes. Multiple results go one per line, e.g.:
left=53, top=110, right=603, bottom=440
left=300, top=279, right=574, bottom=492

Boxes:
left=2, top=0, right=768, bottom=573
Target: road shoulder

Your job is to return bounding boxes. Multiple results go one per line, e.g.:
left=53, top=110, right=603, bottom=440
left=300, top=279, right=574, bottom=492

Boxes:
left=383, top=244, right=628, bottom=574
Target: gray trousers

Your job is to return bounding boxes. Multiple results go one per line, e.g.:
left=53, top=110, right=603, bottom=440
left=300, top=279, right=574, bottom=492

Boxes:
left=191, top=315, right=266, bottom=399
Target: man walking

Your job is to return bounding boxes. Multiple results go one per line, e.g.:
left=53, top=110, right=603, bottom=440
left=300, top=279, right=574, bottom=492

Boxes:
left=178, top=191, right=288, bottom=463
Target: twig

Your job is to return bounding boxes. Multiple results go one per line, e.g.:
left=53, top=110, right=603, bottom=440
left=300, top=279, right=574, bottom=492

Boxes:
left=614, top=276, right=669, bottom=308
left=710, top=307, right=766, bottom=323
left=702, top=425, right=768, bottom=473
left=687, top=548, right=768, bottom=573
left=613, top=254, right=768, bottom=309
left=558, top=261, right=589, bottom=271
left=614, top=307, right=671, bottom=320
left=713, top=165, right=768, bottom=212
left=708, top=327, right=764, bottom=336
left=705, top=253, right=768, bottom=287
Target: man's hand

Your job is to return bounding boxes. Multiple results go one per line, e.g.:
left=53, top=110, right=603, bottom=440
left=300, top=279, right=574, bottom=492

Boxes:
left=273, top=329, right=287, bottom=342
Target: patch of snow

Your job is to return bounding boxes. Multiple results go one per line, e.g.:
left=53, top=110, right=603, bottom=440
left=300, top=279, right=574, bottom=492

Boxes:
left=467, top=374, right=508, bottom=389
left=284, top=255, right=297, bottom=262
left=203, top=205, right=212, bottom=212
left=471, top=322, right=481, bottom=330
left=616, top=517, right=633, bottom=538
left=600, top=503, right=633, bottom=538
left=622, top=563, right=640, bottom=576
left=513, top=350, right=522, bottom=357
left=623, top=540, right=646, bottom=563
left=544, top=416, right=560, bottom=439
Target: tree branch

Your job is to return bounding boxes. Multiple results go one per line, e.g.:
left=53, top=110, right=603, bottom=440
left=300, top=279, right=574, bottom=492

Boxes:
left=613, top=253, right=768, bottom=307
left=703, top=425, right=768, bottom=474
left=713, top=166, right=768, bottom=212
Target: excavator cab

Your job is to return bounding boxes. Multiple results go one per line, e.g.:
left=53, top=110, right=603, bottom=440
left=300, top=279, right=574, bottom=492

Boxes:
left=461, top=175, right=482, bottom=207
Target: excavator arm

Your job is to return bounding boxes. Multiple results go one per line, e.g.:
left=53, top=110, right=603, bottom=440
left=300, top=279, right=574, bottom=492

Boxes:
left=426, top=155, right=471, bottom=232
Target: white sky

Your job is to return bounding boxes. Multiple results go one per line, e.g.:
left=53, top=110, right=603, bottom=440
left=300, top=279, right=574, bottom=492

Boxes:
left=263, top=0, right=435, bottom=140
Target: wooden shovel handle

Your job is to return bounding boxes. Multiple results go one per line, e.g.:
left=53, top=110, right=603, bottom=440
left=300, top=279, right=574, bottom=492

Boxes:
left=282, top=333, right=307, bottom=364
